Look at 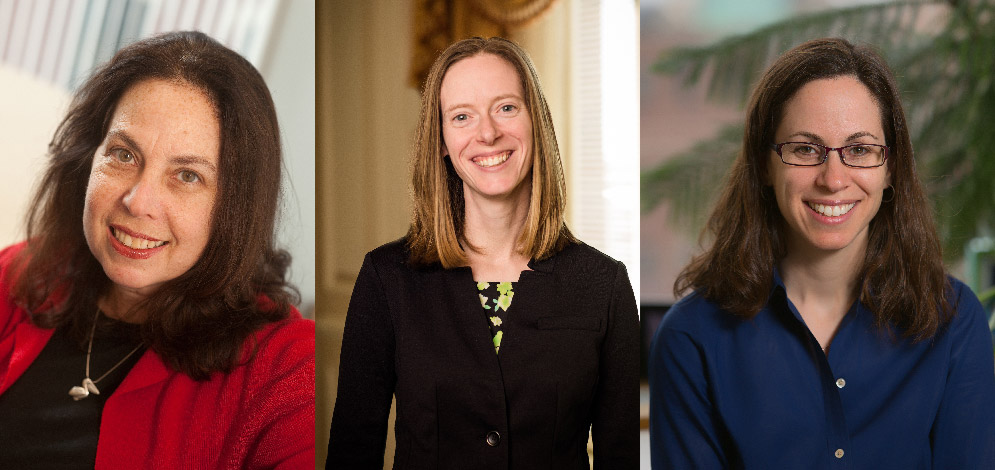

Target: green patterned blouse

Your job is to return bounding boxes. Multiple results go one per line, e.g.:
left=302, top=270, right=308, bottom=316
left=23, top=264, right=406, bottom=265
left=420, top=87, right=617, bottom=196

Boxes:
left=475, top=281, right=516, bottom=354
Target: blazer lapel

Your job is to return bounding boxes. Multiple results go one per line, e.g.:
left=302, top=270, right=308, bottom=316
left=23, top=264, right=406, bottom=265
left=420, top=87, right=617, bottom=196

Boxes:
left=499, top=255, right=557, bottom=361
left=112, top=349, right=170, bottom=396
left=0, top=322, right=54, bottom=394
left=440, top=266, right=499, bottom=368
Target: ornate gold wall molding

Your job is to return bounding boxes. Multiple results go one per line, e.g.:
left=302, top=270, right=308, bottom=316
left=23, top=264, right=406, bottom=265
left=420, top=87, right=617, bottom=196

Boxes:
left=410, top=0, right=558, bottom=88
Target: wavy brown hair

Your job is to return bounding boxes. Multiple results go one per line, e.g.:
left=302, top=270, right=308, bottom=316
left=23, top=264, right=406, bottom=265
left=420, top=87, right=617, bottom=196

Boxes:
left=11, top=31, right=298, bottom=380
left=676, top=38, right=952, bottom=340
left=407, top=37, right=575, bottom=267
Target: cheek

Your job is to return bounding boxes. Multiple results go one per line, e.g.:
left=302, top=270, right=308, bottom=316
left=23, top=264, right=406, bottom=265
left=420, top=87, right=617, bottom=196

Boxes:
left=858, top=172, right=890, bottom=201
left=769, top=172, right=805, bottom=220
left=516, top=119, right=532, bottom=145
left=82, top=167, right=114, bottom=223
left=174, top=191, right=217, bottom=245
left=442, top=128, right=468, bottom=156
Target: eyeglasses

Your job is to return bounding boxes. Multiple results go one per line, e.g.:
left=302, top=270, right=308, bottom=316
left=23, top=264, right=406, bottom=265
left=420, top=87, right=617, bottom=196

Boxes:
left=771, top=142, right=889, bottom=168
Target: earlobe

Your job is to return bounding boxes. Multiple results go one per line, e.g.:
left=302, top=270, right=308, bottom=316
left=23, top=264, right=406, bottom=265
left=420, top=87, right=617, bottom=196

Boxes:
left=441, top=143, right=449, bottom=159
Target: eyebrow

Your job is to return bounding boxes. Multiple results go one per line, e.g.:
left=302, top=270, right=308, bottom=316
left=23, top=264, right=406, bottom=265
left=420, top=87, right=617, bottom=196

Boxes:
left=786, top=131, right=881, bottom=143
left=171, top=156, right=218, bottom=173
left=105, top=129, right=218, bottom=173
left=442, top=93, right=524, bottom=115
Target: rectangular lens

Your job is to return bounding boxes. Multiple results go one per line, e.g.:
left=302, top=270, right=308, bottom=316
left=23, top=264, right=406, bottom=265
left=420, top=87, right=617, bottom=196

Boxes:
left=782, top=142, right=824, bottom=165
left=843, top=144, right=884, bottom=167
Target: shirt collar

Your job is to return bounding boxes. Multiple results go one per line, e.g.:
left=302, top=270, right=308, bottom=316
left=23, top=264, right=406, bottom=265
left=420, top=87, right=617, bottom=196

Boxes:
left=768, top=266, right=803, bottom=323
left=768, top=265, right=867, bottom=326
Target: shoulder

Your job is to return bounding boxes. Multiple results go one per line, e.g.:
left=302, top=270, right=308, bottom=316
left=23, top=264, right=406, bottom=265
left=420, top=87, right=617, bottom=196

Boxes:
left=180, top=312, right=314, bottom=467
left=246, top=307, right=315, bottom=369
left=235, top=311, right=314, bottom=433
left=0, top=242, right=27, bottom=265
left=537, top=242, right=633, bottom=306
left=948, top=276, right=982, bottom=314
left=367, top=237, right=408, bottom=261
left=553, top=241, right=623, bottom=269
left=656, top=291, right=735, bottom=342
left=0, top=241, right=28, bottom=283
left=545, top=241, right=628, bottom=281
left=943, top=276, right=988, bottom=338
left=0, top=242, right=30, bottom=334
left=362, top=237, right=414, bottom=274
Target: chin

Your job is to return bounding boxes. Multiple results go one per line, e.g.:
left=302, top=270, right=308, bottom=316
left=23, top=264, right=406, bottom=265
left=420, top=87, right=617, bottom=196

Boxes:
left=104, top=270, right=157, bottom=291
left=804, top=233, right=863, bottom=253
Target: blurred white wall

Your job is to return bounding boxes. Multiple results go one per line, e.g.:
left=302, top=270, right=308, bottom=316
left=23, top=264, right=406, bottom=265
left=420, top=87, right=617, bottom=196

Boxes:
left=261, top=0, right=316, bottom=314
left=0, top=65, right=68, bottom=246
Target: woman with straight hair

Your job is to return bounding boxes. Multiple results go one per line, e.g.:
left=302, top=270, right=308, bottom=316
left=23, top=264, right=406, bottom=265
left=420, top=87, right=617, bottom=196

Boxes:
left=328, top=37, right=639, bottom=468
left=649, top=37, right=995, bottom=468
left=0, top=31, right=314, bottom=468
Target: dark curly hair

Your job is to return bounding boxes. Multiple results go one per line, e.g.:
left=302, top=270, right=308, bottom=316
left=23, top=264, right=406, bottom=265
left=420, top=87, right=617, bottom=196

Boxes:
left=12, top=31, right=299, bottom=380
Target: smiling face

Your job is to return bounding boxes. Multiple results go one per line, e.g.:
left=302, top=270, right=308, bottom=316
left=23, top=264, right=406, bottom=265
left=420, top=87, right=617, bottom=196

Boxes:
left=769, top=75, right=891, bottom=258
left=439, top=53, right=533, bottom=204
left=83, top=79, right=220, bottom=299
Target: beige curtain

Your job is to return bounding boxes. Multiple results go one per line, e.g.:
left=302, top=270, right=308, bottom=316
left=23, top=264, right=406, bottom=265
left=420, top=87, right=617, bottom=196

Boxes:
left=410, top=0, right=557, bottom=88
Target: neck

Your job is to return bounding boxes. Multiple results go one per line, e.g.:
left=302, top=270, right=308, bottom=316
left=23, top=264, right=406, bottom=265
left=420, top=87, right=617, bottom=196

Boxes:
left=98, top=286, right=149, bottom=324
left=779, top=234, right=867, bottom=321
left=462, top=180, right=532, bottom=281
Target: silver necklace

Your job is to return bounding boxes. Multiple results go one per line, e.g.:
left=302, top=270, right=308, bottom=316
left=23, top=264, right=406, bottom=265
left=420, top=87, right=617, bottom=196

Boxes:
left=68, top=308, right=144, bottom=401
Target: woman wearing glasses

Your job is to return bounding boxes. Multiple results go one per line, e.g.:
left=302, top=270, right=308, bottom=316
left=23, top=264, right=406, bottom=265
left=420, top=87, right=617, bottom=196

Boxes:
left=649, top=38, right=995, bottom=468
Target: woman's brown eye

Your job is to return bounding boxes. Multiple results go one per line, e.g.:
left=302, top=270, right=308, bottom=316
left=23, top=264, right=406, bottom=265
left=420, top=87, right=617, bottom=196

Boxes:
left=179, top=170, right=200, bottom=183
left=112, top=148, right=134, bottom=163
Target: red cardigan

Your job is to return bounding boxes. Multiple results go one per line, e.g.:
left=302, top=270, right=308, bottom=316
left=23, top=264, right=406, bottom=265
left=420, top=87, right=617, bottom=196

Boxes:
left=0, top=244, right=314, bottom=468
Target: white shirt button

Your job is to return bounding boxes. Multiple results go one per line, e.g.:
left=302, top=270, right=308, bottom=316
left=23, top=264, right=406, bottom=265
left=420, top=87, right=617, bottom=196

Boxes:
left=835, top=448, right=845, bottom=458
left=836, top=378, right=846, bottom=388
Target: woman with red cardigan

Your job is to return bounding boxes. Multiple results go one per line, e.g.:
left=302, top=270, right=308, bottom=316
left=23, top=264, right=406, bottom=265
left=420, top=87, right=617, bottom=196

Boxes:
left=0, top=32, right=313, bottom=468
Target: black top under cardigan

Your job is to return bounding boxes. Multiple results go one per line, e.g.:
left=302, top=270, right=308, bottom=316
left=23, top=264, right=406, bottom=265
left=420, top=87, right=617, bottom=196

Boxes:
left=327, top=239, right=639, bottom=469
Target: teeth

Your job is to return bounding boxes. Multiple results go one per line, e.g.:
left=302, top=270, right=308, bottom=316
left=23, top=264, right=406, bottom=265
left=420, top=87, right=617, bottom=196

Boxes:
left=112, top=227, right=166, bottom=250
left=474, top=151, right=510, bottom=168
left=807, top=202, right=856, bottom=217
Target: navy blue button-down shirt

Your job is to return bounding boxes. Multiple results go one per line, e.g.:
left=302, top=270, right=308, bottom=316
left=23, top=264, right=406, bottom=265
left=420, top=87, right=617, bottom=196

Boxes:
left=649, top=273, right=995, bottom=469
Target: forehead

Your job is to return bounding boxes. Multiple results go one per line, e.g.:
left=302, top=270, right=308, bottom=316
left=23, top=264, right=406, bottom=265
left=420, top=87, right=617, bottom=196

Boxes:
left=439, top=53, right=524, bottom=106
left=107, top=79, right=220, bottom=159
left=777, top=76, right=884, bottom=139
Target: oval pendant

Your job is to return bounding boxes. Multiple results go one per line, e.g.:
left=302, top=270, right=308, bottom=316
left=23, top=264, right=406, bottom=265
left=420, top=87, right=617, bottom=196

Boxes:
left=69, top=385, right=89, bottom=401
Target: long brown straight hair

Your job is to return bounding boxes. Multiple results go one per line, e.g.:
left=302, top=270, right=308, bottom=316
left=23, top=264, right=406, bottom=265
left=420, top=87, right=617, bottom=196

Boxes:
left=676, top=38, right=952, bottom=340
left=11, top=31, right=298, bottom=380
left=407, top=37, right=575, bottom=267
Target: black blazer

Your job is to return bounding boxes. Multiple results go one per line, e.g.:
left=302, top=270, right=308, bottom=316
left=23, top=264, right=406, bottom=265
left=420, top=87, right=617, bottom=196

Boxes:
left=327, top=239, right=639, bottom=469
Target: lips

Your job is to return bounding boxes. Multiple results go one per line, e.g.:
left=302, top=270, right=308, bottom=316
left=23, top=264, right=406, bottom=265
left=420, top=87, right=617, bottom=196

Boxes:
left=472, top=150, right=510, bottom=168
left=108, top=225, right=167, bottom=259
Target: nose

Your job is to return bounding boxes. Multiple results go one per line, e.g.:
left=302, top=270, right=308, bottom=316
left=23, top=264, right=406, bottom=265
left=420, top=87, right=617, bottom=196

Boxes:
left=816, top=149, right=850, bottom=193
left=476, top=115, right=501, bottom=145
left=122, top=174, right=160, bottom=218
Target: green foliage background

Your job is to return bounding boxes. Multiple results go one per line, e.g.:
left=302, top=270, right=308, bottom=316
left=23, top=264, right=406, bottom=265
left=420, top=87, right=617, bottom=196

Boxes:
left=642, top=0, right=995, bottom=266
